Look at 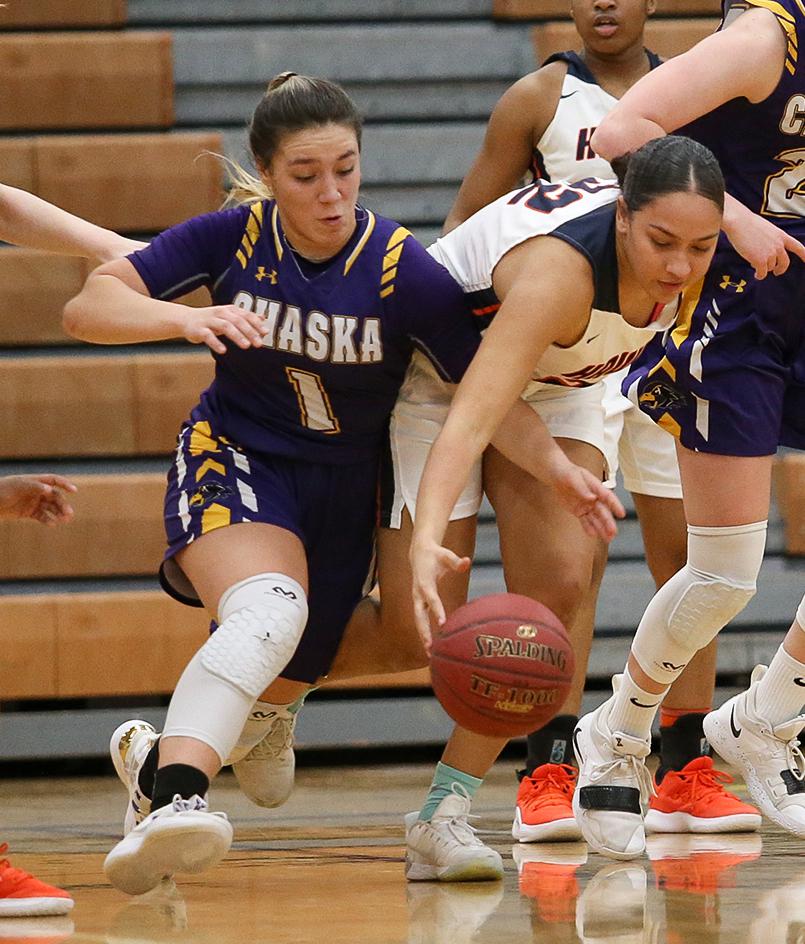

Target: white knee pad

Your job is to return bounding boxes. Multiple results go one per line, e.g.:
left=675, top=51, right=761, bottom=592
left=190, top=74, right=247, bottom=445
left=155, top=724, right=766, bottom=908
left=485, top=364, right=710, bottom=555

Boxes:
left=797, top=593, right=805, bottom=632
left=632, top=521, right=767, bottom=686
left=204, top=573, right=308, bottom=698
left=162, top=573, right=308, bottom=763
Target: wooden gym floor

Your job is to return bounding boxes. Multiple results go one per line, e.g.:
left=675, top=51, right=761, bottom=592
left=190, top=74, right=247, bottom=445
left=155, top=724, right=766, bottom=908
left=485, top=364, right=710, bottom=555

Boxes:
left=1, top=761, right=802, bottom=943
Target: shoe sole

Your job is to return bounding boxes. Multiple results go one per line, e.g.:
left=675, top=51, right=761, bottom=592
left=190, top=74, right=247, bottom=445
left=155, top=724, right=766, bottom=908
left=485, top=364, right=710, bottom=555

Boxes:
left=704, top=708, right=805, bottom=838
left=405, top=856, right=503, bottom=883
left=512, top=808, right=583, bottom=843
left=104, top=814, right=233, bottom=896
left=644, top=809, right=761, bottom=834
left=0, top=897, right=74, bottom=917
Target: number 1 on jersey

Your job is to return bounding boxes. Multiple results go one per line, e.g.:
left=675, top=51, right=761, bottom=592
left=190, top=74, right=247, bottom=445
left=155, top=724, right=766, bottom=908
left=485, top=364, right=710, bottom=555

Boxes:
left=285, top=367, right=341, bottom=434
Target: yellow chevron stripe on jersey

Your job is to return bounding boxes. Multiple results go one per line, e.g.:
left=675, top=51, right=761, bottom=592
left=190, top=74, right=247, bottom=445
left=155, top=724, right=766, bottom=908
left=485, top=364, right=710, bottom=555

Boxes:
left=271, top=203, right=284, bottom=260
left=195, top=457, right=226, bottom=481
left=201, top=502, right=231, bottom=534
left=235, top=204, right=264, bottom=269
left=378, top=225, right=412, bottom=298
left=189, top=420, right=220, bottom=456
left=343, top=210, right=376, bottom=276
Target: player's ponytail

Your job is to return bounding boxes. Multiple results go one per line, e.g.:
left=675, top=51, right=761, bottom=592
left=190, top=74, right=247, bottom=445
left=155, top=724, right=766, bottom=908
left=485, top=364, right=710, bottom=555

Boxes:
left=219, top=73, right=363, bottom=206
left=616, top=136, right=724, bottom=213
left=250, top=73, right=362, bottom=168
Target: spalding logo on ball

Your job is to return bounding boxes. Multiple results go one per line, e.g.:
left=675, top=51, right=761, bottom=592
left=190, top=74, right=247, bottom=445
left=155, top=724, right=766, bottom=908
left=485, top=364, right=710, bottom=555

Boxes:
left=430, top=592, right=574, bottom=738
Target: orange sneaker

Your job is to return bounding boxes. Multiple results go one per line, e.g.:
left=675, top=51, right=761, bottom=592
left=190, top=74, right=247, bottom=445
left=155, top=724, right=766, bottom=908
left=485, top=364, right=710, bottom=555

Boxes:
left=0, top=846, right=73, bottom=918
left=645, top=756, right=761, bottom=834
left=512, top=763, right=582, bottom=842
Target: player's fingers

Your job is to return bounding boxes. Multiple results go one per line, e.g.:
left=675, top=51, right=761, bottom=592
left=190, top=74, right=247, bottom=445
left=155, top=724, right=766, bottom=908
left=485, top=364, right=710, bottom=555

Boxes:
left=443, top=551, right=471, bottom=574
left=785, top=233, right=805, bottom=266
left=771, top=250, right=790, bottom=277
left=218, top=319, right=255, bottom=351
left=200, top=328, right=228, bottom=355
left=753, top=258, right=769, bottom=280
left=412, top=595, right=434, bottom=652
left=36, top=475, right=78, bottom=493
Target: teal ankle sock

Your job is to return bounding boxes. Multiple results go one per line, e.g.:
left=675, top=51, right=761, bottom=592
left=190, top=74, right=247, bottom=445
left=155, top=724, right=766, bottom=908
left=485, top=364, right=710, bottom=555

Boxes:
left=418, top=762, right=483, bottom=822
left=288, top=687, right=315, bottom=715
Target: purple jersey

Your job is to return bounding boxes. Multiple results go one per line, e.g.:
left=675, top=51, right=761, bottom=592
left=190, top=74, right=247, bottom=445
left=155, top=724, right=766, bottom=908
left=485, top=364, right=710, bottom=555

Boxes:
left=129, top=201, right=479, bottom=463
left=682, top=0, right=805, bottom=233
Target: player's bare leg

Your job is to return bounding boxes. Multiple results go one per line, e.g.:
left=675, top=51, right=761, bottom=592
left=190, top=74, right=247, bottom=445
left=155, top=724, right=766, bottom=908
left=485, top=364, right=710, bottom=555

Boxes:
left=483, top=439, right=604, bottom=843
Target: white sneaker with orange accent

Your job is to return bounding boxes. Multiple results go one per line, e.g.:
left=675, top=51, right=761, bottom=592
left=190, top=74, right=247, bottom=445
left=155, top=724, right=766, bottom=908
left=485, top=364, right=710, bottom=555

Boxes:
left=704, top=665, right=805, bottom=837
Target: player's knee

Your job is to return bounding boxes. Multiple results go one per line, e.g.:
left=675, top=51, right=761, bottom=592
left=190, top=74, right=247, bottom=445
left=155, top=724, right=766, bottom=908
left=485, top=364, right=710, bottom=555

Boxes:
left=537, top=571, right=590, bottom=629
left=665, top=521, right=767, bottom=652
left=200, top=573, right=309, bottom=699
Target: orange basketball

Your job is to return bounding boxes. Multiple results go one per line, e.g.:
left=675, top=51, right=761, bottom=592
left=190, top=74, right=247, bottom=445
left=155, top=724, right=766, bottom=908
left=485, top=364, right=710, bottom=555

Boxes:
left=430, top=592, right=574, bottom=738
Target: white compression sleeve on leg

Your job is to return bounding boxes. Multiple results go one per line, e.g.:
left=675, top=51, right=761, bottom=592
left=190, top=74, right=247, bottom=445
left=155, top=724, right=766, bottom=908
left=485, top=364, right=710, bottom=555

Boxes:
left=162, top=573, right=308, bottom=763
left=630, top=521, right=767, bottom=687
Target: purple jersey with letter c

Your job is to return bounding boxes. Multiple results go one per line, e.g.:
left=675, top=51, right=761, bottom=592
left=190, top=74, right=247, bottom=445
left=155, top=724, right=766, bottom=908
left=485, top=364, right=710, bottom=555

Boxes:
left=624, top=0, right=805, bottom=455
left=128, top=200, right=479, bottom=463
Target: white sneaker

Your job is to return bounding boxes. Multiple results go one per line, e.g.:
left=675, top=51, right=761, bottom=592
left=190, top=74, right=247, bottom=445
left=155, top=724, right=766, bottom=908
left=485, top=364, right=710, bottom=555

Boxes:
left=703, top=665, right=805, bottom=837
left=405, top=789, right=504, bottom=883
left=573, top=689, right=653, bottom=860
left=230, top=711, right=296, bottom=809
left=109, top=720, right=158, bottom=835
left=103, top=794, right=233, bottom=896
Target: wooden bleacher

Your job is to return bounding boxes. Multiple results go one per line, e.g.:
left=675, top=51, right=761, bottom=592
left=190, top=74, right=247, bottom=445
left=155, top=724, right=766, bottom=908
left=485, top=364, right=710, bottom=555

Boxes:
left=1, top=0, right=803, bottom=761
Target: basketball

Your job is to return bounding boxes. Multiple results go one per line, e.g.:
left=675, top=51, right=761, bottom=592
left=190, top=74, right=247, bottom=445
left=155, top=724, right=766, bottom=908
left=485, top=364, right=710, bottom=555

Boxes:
left=430, top=592, right=574, bottom=738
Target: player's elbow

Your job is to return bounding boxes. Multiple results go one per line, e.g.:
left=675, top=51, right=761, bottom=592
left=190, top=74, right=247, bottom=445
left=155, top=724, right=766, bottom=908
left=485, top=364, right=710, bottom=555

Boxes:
left=590, top=117, right=626, bottom=164
left=62, top=278, right=97, bottom=340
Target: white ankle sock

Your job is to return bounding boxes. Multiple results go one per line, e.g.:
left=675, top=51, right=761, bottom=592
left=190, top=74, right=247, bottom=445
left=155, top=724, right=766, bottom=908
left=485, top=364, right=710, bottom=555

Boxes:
left=607, top=667, right=668, bottom=740
left=754, top=645, right=805, bottom=727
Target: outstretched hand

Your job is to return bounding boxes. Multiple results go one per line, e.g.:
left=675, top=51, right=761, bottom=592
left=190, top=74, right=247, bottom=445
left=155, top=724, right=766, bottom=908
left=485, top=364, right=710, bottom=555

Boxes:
left=727, top=206, right=805, bottom=279
left=549, top=463, right=625, bottom=542
left=0, top=474, right=77, bottom=525
left=410, top=538, right=471, bottom=654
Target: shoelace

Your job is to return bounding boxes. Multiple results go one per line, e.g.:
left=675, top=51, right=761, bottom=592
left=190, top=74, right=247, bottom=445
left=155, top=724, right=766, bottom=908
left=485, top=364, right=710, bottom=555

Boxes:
left=248, top=715, right=295, bottom=760
left=522, top=765, right=577, bottom=809
left=431, top=814, right=484, bottom=848
left=0, top=845, right=39, bottom=890
left=589, top=754, right=656, bottom=801
left=664, top=765, right=736, bottom=802
left=784, top=736, right=805, bottom=782
left=170, top=794, right=208, bottom=813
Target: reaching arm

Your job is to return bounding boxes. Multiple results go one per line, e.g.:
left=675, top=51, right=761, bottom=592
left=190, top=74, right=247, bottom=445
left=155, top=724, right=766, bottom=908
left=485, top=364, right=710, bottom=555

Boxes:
left=63, top=258, right=267, bottom=353
left=443, top=68, right=563, bottom=233
left=0, top=184, right=144, bottom=261
left=409, top=239, right=597, bottom=641
left=0, top=474, right=77, bottom=526
left=592, top=8, right=805, bottom=278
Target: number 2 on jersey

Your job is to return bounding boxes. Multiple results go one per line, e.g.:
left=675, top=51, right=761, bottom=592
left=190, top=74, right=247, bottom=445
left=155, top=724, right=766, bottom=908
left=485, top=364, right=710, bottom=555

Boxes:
left=286, top=367, right=341, bottom=433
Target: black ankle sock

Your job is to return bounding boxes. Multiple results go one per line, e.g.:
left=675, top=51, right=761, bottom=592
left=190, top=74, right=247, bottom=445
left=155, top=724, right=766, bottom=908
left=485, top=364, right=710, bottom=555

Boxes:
left=151, top=764, right=210, bottom=812
left=137, top=737, right=160, bottom=799
left=519, top=714, right=579, bottom=779
left=657, top=712, right=709, bottom=784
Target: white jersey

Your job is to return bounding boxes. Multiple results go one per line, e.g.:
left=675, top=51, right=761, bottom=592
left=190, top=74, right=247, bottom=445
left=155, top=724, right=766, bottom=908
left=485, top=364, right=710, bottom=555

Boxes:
left=533, top=51, right=662, bottom=184
left=422, top=179, right=677, bottom=397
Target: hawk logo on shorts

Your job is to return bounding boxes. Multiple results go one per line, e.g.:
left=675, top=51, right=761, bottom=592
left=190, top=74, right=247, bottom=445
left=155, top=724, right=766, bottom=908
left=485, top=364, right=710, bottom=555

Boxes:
left=638, top=381, right=687, bottom=413
left=188, top=482, right=233, bottom=508
left=719, top=275, right=746, bottom=293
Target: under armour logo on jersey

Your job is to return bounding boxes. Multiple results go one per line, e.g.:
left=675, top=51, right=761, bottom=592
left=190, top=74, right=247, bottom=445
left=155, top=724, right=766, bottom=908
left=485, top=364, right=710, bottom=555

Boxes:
left=270, top=586, right=298, bottom=600
left=255, top=266, right=278, bottom=284
left=719, top=275, right=746, bottom=293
